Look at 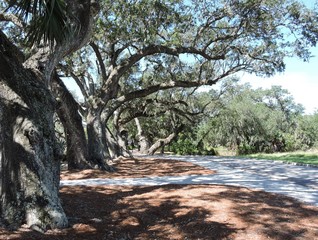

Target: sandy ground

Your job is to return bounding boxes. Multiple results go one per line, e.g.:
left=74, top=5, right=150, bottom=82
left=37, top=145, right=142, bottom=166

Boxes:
left=1, top=157, right=317, bottom=240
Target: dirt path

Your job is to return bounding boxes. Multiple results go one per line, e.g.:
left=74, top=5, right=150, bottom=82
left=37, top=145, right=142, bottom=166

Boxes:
left=1, top=157, right=317, bottom=240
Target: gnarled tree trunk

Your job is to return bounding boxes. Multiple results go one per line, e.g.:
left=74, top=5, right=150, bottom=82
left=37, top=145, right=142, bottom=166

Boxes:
left=104, top=126, right=122, bottom=159
left=104, top=126, right=132, bottom=159
left=0, top=32, right=67, bottom=230
left=86, top=107, right=113, bottom=170
left=51, top=74, right=92, bottom=170
left=134, top=118, right=151, bottom=154
left=0, top=0, right=99, bottom=231
left=105, top=110, right=131, bottom=158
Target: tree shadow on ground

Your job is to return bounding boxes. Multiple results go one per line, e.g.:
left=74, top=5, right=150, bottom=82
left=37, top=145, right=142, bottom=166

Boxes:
left=1, top=184, right=317, bottom=240
left=217, top=187, right=318, bottom=239
left=60, top=158, right=215, bottom=180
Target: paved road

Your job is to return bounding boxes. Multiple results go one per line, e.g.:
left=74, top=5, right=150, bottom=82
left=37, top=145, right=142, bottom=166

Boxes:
left=61, top=155, right=318, bottom=207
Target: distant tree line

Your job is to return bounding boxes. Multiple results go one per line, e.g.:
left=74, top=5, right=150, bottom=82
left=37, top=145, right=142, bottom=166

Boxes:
left=167, top=79, right=318, bottom=155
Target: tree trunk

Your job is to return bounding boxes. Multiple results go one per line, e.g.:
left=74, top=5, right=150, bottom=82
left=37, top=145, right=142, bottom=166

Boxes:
left=134, top=118, right=151, bottom=154
left=51, top=74, right=92, bottom=170
left=104, top=126, right=132, bottom=159
left=106, top=110, right=131, bottom=158
left=147, top=125, right=184, bottom=155
left=104, top=126, right=122, bottom=159
left=116, top=129, right=131, bottom=157
left=0, top=33, right=67, bottom=230
left=86, top=108, right=113, bottom=170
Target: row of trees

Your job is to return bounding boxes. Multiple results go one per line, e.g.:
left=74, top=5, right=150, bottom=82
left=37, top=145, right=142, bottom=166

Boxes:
left=1, top=0, right=318, bottom=231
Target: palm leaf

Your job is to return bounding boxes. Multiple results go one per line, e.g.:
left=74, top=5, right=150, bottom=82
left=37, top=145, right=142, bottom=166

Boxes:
left=12, top=0, right=70, bottom=47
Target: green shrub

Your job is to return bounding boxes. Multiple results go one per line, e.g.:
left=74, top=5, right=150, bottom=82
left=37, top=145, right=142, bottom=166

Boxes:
left=170, top=133, right=217, bottom=155
left=237, top=144, right=256, bottom=155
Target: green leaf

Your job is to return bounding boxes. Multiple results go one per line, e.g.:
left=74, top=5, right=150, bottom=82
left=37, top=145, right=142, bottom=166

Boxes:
left=12, top=0, right=70, bottom=47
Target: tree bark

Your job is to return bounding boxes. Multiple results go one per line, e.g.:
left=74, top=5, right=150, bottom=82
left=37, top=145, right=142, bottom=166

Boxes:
left=0, top=0, right=99, bottom=231
left=104, top=126, right=122, bottom=159
left=86, top=107, right=113, bottom=170
left=104, top=126, right=132, bottom=159
left=51, top=74, right=92, bottom=170
left=0, top=32, right=67, bottom=230
left=106, top=110, right=132, bottom=158
left=134, top=118, right=151, bottom=154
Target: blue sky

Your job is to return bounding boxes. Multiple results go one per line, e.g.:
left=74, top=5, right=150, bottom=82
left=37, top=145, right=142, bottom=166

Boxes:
left=240, top=0, right=318, bottom=114
left=240, top=47, right=318, bottom=114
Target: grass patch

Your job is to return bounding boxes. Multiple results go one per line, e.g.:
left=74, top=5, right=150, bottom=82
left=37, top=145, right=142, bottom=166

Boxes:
left=246, top=151, right=318, bottom=166
left=214, top=147, right=236, bottom=156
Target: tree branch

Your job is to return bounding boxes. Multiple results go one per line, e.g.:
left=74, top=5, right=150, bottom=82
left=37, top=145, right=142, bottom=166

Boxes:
left=118, top=99, right=189, bottom=125
left=0, top=12, right=24, bottom=28
left=58, top=64, right=89, bottom=100
left=90, top=41, right=108, bottom=83
left=100, top=44, right=226, bottom=101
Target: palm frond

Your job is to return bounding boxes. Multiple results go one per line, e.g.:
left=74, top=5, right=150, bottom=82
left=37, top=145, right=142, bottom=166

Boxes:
left=12, top=0, right=70, bottom=47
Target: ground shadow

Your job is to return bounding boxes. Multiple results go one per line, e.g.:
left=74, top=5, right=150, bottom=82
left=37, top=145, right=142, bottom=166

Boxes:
left=60, top=158, right=215, bottom=180
left=2, top=184, right=317, bottom=240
